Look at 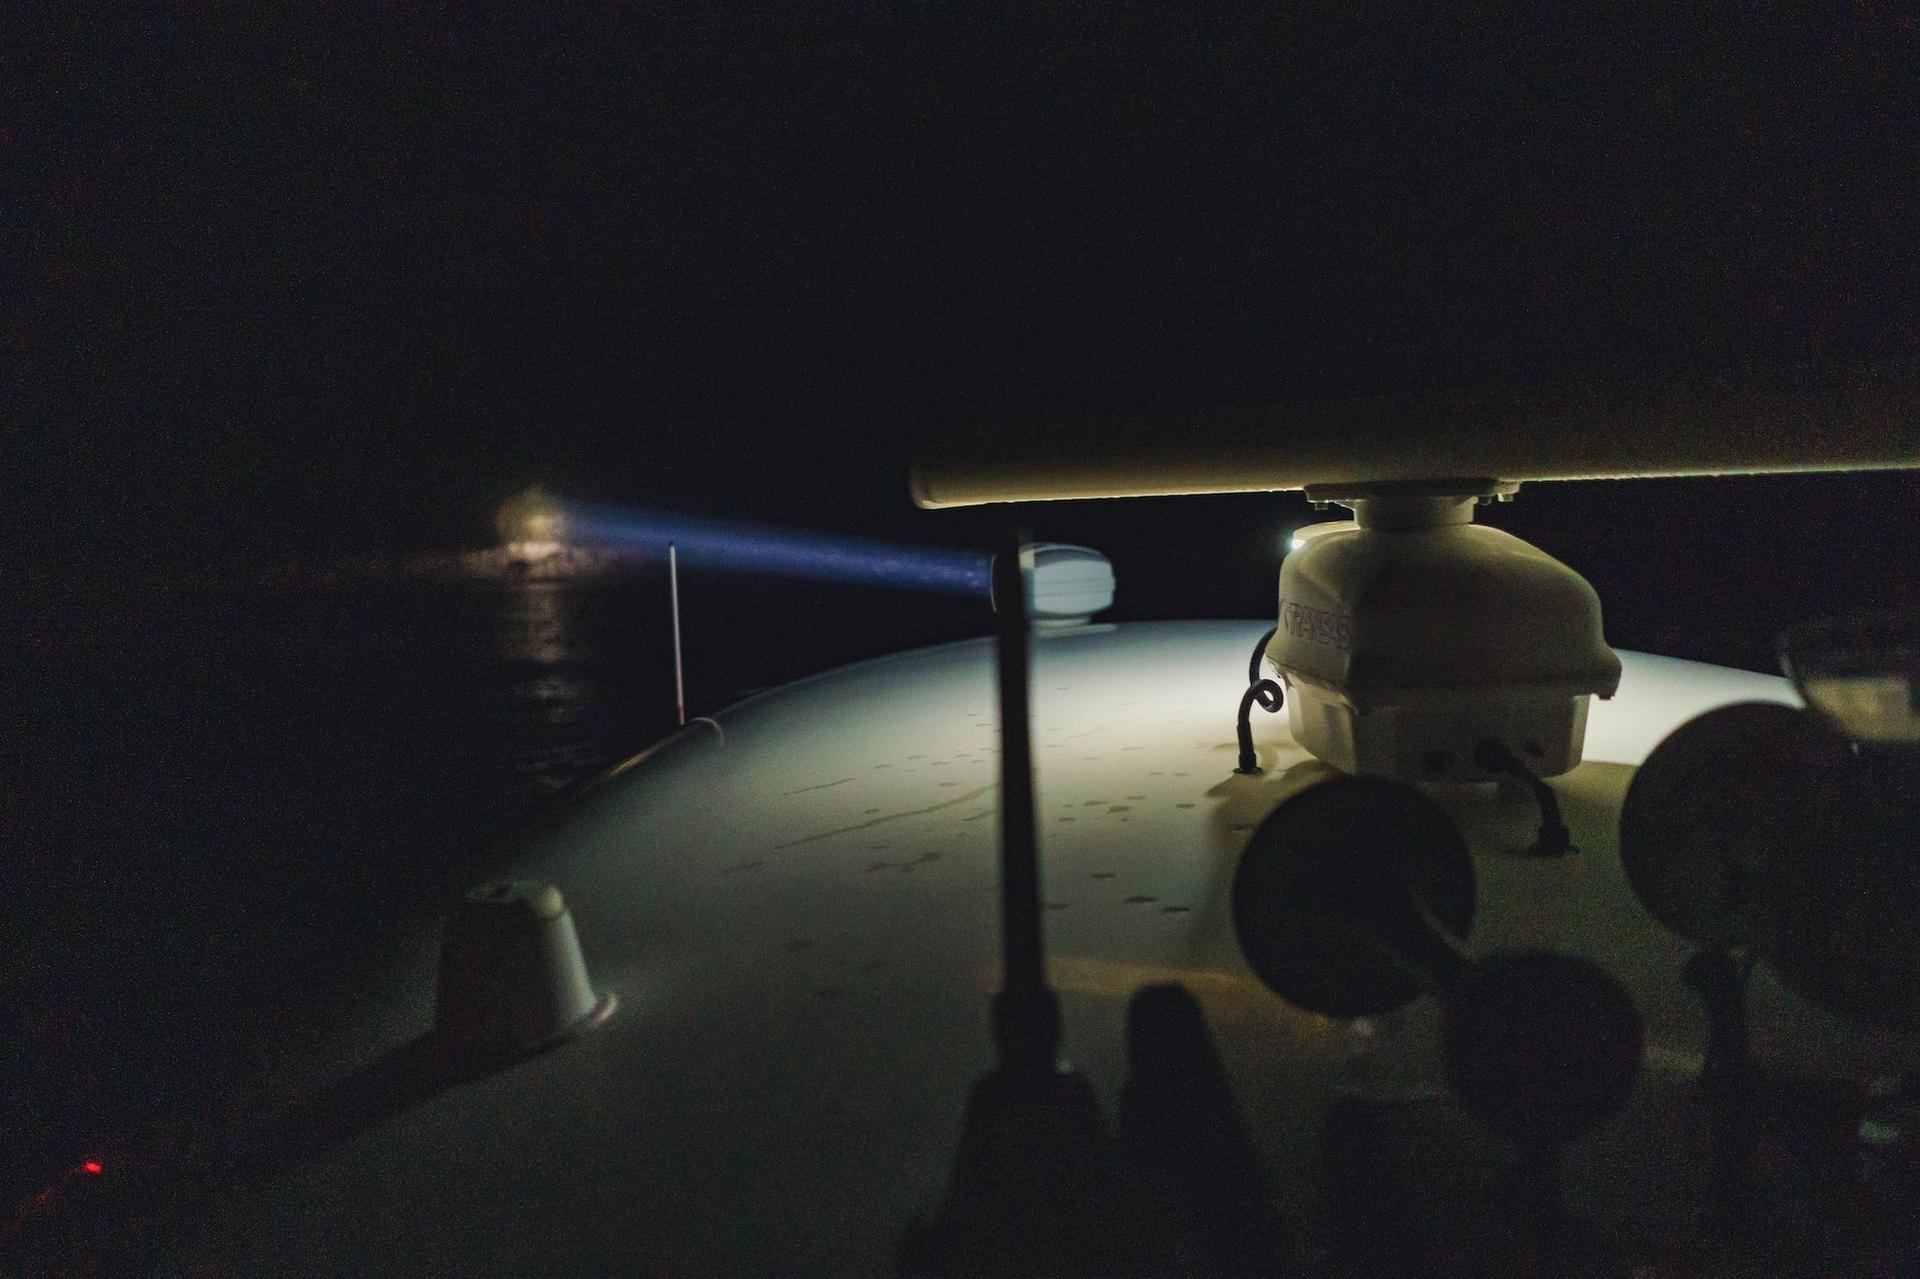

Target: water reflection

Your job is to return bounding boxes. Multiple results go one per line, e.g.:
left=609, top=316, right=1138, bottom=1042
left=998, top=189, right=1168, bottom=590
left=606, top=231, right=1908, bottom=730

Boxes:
left=504, top=579, right=573, bottom=667
left=531, top=675, right=587, bottom=728
left=504, top=581, right=597, bottom=748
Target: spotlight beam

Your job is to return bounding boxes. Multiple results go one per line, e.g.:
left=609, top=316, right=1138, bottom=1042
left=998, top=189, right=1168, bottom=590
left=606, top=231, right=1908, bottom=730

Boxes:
left=556, top=502, right=990, bottom=596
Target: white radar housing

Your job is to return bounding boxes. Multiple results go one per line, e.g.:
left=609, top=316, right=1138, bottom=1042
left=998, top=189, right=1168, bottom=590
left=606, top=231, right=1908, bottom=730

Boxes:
left=1268, top=482, right=1621, bottom=782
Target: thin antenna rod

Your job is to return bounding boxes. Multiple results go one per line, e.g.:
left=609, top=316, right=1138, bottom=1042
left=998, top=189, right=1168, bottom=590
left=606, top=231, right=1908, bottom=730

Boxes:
left=669, top=542, right=686, bottom=728
left=991, top=532, right=1059, bottom=1075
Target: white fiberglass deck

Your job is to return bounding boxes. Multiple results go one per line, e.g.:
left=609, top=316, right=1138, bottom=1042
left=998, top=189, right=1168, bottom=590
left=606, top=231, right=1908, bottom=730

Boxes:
left=181, top=621, right=1863, bottom=1275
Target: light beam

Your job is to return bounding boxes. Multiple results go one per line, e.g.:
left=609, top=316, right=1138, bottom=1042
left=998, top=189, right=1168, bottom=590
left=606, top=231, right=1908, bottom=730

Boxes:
left=556, top=501, right=990, bottom=596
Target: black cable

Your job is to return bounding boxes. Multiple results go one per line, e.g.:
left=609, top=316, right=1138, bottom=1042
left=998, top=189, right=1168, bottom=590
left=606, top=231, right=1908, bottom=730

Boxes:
left=1234, top=681, right=1284, bottom=775
left=1473, top=738, right=1574, bottom=856
left=1247, top=624, right=1278, bottom=689
left=1234, top=627, right=1285, bottom=775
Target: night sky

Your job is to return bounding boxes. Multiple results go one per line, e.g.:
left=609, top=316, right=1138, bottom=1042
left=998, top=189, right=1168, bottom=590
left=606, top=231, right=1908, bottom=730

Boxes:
left=15, top=6, right=1918, bottom=592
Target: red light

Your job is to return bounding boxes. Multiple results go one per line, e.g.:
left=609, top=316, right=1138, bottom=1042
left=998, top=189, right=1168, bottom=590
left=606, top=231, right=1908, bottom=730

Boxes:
left=80, top=1161, right=102, bottom=1175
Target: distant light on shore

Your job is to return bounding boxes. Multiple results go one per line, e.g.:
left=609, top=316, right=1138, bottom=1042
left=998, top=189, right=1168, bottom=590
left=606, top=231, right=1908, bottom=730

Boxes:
left=497, top=486, right=568, bottom=549
left=507, top=539, right=565, bottom=563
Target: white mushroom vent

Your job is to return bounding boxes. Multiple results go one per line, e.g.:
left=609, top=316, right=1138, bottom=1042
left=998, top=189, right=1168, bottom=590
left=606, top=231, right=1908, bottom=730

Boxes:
left=434, top=880, right=614, bottom=1059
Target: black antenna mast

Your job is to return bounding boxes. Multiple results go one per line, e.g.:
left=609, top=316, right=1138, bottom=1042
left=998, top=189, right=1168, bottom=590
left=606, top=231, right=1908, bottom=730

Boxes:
left=991, top=531, right=1060, bottom=1076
